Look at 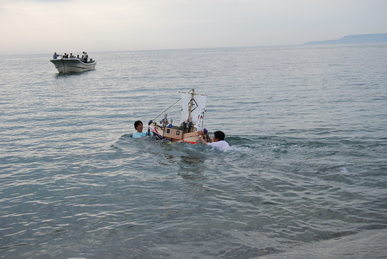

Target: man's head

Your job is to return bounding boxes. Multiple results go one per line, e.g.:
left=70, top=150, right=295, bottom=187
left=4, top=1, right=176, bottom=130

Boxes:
left=134, top=120, right=143, bottom=132
left=213, top=131, right=225, bottom=141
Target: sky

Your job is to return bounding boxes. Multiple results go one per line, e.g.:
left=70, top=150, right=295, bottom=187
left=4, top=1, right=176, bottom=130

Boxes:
left=0, top=0, right=386, bottom=55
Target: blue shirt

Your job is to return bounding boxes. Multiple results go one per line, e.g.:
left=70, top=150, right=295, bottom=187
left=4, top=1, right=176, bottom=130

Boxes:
left=132, top=131, right=153, bottom=138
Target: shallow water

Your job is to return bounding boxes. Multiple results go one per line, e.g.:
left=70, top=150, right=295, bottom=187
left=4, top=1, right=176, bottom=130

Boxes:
left=1, top=44, right=387, bottom=258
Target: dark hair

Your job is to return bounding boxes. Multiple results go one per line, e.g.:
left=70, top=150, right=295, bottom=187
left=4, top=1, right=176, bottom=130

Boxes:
left=214, top=131, right=225, bottom=141
left=134, top=120, right=142, bottom=129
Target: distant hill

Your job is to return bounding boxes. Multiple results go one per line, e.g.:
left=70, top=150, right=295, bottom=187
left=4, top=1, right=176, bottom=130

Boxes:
left=303, top=33, right=387, bottom=45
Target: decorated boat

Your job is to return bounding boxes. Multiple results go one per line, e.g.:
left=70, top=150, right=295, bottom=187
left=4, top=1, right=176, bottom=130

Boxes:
left=149, top=89, right=207, bottom=144
left=50, top=58, right=96, bottom=73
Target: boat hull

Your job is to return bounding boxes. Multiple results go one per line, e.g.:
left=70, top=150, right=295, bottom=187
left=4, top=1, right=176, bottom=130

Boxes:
left=50, top=58, right=96, bottom=73
left=151, top=125, right=200, bottom=144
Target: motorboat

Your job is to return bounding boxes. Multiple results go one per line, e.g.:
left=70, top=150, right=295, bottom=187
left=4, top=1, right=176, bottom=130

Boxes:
left=50, top=58, right=96, bottom=73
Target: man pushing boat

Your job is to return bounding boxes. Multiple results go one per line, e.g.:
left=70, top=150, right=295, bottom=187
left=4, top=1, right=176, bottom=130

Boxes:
left=198, top=130, right=230, bottom=150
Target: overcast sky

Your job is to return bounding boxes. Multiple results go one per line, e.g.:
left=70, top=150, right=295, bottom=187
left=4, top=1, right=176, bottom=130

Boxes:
left=1, top=0, right=386, bottom=55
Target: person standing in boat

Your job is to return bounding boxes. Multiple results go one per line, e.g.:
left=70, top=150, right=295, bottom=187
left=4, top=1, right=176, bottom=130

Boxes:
left=198, top=130, right=230, bottom=150
left=132, top=120, right=153, bottom=138
left=53, top=52, right=59, bottom=59
left=82, top=51, right=88, bottom=63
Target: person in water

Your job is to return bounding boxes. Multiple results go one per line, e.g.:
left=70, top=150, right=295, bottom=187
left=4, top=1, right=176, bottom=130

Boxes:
left=198, top=130, right=230, bottom=150
left=132, top=120, right=153, bottom=138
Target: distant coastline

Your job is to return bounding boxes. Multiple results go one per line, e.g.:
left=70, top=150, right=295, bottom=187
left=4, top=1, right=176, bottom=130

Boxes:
left=303, top=33, right=387, bottom=45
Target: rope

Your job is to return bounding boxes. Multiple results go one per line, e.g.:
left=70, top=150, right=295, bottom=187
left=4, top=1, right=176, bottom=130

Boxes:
left=152, top=98, right=181, bottom=121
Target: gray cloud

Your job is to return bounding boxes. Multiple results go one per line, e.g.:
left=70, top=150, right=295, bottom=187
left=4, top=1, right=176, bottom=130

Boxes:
left=1, top=0, right=386, bottom=55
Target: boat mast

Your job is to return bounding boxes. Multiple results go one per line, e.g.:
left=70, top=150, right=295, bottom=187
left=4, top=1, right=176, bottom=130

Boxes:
left=187, top=89, right=195, bottom=122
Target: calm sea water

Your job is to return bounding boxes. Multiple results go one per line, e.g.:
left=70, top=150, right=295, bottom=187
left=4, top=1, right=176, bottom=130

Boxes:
left=1, top=44, right=387, bottom=258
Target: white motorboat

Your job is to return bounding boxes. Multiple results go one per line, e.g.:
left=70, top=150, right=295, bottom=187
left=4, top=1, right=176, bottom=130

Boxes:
left=50, top=58, right=96, bottom=73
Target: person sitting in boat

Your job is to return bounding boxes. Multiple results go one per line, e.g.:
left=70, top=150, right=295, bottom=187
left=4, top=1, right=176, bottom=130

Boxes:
left=53, top=52, right=59, bottom=59
left=167, top=119, right=173, bottom=128
left=160, top=114, right=169, bottom=128
left=185, top=117, right=193, bottom=132
left=132, top=120, right=153, bottom=138
left=198, top=130, right=230, bottom=150
left=63, top=53, right=69, bottom=58
left=179, top=117, right=193, bottom=132
left=70, top=53, right=75, bottom=58
left=179, top=121, right=186, bottom=130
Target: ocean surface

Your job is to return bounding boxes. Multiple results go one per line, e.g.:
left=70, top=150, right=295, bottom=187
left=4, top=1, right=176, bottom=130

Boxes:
left=1, top=44, right=387, bottom=258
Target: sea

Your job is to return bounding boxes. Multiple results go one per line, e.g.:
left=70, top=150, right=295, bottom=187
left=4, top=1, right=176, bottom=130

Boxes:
left=1, top=44, right=387, bottom=259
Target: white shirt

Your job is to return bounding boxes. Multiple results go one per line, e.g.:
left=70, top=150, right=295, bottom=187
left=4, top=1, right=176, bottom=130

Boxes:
left=208, top=140, right=230, bottom=150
